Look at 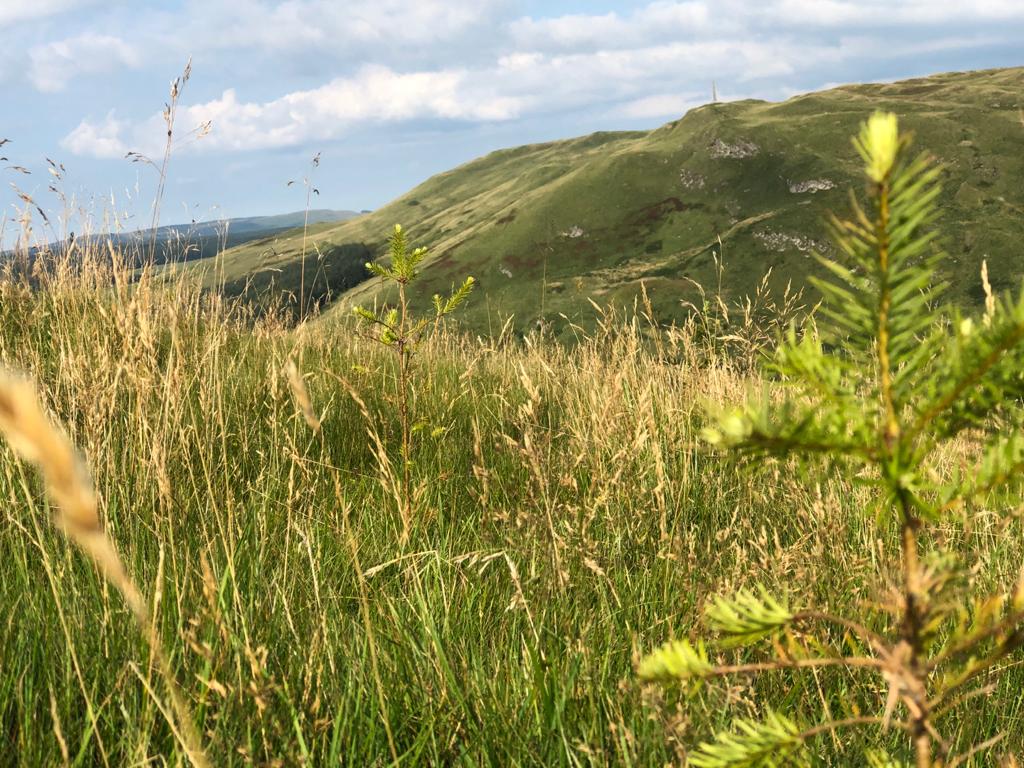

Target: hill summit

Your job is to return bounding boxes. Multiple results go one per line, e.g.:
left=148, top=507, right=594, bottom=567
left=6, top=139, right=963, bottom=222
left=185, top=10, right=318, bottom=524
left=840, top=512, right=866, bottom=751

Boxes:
left=208, top=67, right=1024, bottom=333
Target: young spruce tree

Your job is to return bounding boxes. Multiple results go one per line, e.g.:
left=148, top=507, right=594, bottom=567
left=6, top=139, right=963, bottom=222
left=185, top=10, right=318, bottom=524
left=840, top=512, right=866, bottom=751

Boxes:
left=354, top=224, right=474, bottom=541
left=639, top=113, right=1024, bottom=766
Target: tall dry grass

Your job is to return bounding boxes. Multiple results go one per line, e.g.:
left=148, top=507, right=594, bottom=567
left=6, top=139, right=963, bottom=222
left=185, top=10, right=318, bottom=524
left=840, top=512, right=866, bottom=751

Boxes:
left=0, top=227, right=1021, bottom=765
left=0, top=370, right=209, bottom=768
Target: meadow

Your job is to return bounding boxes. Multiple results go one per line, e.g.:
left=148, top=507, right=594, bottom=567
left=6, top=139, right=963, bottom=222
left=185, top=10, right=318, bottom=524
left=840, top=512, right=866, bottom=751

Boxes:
left=0, top=235, right=1022, bottom=767
left=3, top=102, right=1024, bottom=766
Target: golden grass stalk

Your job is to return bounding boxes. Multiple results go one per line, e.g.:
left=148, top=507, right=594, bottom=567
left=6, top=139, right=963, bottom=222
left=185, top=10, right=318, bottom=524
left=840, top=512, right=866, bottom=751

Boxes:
left=0, top=369, right=210, bottom=768
left=285, top=358, right=321, bottom=432
left=981, top=259, right=996, bottom=326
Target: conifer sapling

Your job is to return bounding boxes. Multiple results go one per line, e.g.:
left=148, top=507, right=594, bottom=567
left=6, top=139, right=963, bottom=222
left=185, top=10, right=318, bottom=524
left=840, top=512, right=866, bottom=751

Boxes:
left=353, top=224, right=474, bottom=541
left=639, top=112, right=1024, bottom=767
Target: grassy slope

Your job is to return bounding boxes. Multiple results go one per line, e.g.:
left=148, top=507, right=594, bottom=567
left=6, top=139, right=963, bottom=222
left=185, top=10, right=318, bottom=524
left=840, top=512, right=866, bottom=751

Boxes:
left=205, top=66, right=1024, bottom=334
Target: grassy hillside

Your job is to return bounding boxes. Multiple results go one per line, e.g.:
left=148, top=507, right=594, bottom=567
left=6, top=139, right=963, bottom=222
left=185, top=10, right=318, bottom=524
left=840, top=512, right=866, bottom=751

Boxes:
left=202, top=66, right=1024, bottom=334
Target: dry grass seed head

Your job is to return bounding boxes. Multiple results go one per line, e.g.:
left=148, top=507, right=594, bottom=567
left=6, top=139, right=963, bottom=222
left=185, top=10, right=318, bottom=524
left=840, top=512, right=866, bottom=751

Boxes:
left=0, top=370, right=146, bottom=617
left=0, top=369, right=210, bottom=767
left=285, top=358, right=321, bottom=432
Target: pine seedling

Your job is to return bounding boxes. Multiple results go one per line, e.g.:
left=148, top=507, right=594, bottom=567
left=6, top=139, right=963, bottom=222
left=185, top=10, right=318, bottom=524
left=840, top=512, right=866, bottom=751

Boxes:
left=640, top=112, right=1024, bottom=766
left=353, top=224, right=474, bottom=541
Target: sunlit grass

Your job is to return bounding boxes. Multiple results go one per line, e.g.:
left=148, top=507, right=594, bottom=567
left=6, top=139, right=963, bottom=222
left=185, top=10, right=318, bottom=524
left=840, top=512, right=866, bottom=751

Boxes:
left=0, top=235, right=1022, bottom=766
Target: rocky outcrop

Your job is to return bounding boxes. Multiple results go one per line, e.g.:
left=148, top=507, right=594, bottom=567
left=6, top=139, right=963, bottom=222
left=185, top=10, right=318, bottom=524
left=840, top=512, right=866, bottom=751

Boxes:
left=679, top=169, right=706, bottom=190
left=788, top=179, right=835, bottom=194
left=755, top=229, right=827, bottom=254
left=709, top=138, right=760, bottom=159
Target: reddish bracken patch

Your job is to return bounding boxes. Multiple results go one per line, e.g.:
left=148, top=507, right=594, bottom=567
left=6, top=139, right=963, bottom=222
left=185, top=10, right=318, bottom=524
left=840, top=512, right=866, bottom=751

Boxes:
left=630, top=197, right=699, bottom=226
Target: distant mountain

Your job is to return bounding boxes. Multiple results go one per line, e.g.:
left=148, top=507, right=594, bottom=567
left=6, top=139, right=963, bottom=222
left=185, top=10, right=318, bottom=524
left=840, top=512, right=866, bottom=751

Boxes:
left=199, top=67, right=1024, bottom=333
left=149, top=209, right=360, bottom=239
left=8, top=209, right=361, bottom=268
left=104, top=209, right=362, bottom=265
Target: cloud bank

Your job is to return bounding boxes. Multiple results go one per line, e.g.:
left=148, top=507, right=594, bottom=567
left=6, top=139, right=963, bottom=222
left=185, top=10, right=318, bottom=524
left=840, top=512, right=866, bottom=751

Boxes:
left=37, top=0, right=1024, bottom=159
left=30, top=34, right=140, bottom=92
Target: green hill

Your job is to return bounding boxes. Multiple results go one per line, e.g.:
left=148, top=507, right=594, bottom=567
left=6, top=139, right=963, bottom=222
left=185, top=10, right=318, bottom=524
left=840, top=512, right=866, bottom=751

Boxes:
left=201, top=66, right=1024, bottom=333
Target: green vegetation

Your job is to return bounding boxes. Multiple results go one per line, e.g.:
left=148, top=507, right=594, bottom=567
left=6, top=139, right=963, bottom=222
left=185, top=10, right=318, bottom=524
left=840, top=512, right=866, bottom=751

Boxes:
left=353, top=224, right=475, bottom=542
left=221, top=241, right=372, bottom=321
left=640, top=111, right=1024, bottom=767
left=194, top=67, right=1023, bottom=336
left=3, top=92, right=1024, bottom=767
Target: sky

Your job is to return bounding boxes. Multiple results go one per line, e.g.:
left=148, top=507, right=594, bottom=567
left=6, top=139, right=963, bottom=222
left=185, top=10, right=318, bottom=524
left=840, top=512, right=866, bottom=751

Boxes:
left=1, top=0, right=1022, bottom=237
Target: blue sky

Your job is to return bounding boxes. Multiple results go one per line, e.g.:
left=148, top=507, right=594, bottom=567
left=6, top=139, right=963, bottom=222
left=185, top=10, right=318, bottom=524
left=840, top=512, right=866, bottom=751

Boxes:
left=1, top=0, right=1022, bottom=237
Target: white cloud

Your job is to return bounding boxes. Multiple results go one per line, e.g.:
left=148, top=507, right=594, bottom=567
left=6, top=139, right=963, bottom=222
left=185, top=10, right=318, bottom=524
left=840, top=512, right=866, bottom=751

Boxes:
left=29, top=34, right=140, bottom=92
left=765, top=0, right=1024, bottom=26
left=62, top=35, right=846, bottom=159
left=616, top=93, right=704, bottom=119
left=184, top=67, right=522, bottom=152
left=62, top=65, right=524, bottom=157
left=511, top=2, right=715, bottom=50
left=486, top=39, right=820, bottom=107
left=61, top=112, right=129, bottom=158
left=0, top=0, right=91, bottom=27
left=50, top=0, right=1024, bottom=161
left=174, top=0, right=505, bottom=54
left=25, top=0, right=1024, bottom=103
left=18, top=0, right=504, bottom=91
left=512, top=0, right=1024, bottom=47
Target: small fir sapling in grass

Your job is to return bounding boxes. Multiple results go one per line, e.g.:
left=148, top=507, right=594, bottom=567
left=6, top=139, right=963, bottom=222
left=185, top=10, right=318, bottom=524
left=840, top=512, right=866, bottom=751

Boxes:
left=639, top=112, right=1024, bottom=767
left=353, top=224, right=474, bottom=542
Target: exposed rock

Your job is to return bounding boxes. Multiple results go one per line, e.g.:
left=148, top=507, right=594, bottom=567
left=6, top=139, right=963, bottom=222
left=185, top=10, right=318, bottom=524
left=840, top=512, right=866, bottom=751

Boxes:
left=560, top=225, right=585, bottom=238
left=709, top=138, right=760, bottom=159
left=499, top=265, right=513, bottom=278
left=755, top=229, right=828, bottom=255
left=788, top=178, right=835, bottom=194
left=679, top=169, right=706, bottom=190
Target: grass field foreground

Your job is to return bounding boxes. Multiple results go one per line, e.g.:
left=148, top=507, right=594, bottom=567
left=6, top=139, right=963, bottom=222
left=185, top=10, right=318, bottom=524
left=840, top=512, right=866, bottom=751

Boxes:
left=1, top=233, right=1023, bottom=765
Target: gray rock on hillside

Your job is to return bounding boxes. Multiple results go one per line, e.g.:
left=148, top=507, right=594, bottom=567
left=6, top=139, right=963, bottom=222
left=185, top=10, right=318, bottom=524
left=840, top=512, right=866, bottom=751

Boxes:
left=788, top=178, right=836, bottom=193
left=709, top=138, right=760, bottom=158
